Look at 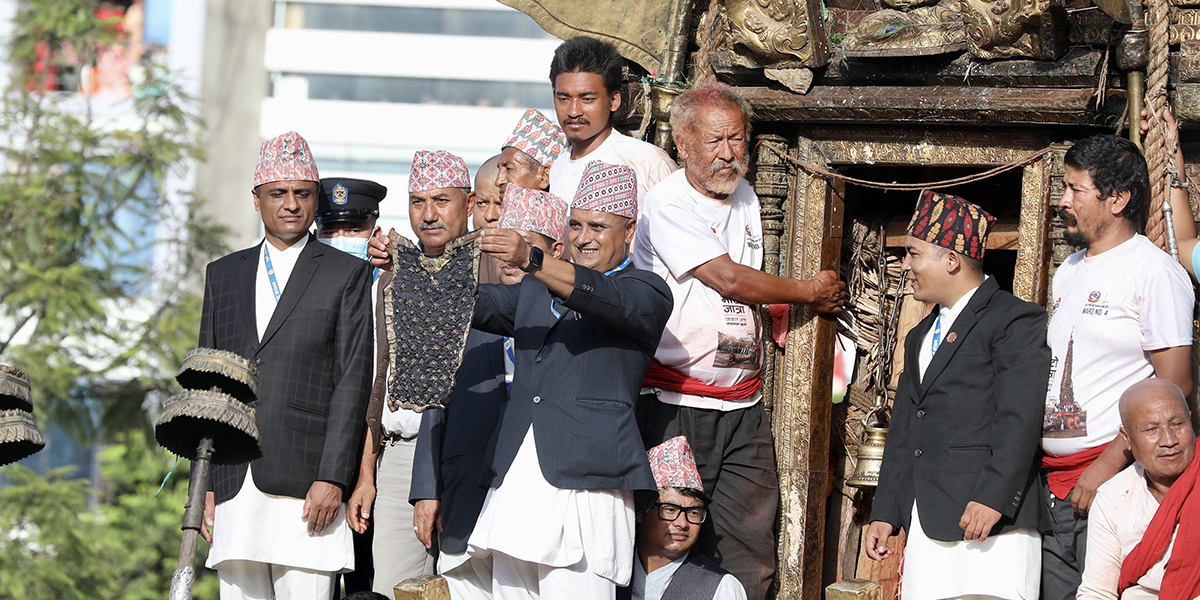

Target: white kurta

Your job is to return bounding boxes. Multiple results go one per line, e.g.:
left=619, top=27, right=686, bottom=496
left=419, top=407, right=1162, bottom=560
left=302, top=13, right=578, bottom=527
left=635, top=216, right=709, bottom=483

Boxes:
left=206, top=235, right=353, bottom=574
left=467, top=426, right=635, bottom=584
left=630, top=552, right=747, bottom=600
left=901, top=279, right=1041, bottom=600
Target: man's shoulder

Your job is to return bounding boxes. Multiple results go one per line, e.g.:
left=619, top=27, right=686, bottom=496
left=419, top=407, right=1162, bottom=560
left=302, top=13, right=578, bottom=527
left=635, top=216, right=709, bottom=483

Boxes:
left=609, top=129, right=672, bottom=160
left=1095, top=462, right=1143, bottom=507
left=208, top=246, right=258, bottom=272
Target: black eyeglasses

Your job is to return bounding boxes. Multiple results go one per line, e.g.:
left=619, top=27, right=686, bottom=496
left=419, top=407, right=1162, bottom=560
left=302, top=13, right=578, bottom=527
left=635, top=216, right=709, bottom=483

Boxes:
left=654, top=502, right=707, bottom=524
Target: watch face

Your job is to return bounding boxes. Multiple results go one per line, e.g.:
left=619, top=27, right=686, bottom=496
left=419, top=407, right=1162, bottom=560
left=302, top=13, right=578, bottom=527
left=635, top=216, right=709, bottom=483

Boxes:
left=522, top=246, right=543, bottom=273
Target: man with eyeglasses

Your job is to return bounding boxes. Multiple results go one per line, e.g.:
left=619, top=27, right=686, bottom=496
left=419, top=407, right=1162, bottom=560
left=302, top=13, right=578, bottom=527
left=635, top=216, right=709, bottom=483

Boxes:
left=622, top=436, right=746, bottom=600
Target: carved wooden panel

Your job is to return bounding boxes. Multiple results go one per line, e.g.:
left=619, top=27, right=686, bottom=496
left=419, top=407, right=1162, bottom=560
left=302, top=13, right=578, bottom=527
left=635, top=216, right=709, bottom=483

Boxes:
left=721, top=0, right=832, bottom=67
left=958, top=0, right=1068, bottom=59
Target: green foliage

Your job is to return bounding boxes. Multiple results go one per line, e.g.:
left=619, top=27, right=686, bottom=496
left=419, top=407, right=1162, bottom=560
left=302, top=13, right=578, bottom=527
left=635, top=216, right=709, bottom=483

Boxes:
left=0, top=0, right=228, bottom=443
left=0, top=430, right=219, bottom=599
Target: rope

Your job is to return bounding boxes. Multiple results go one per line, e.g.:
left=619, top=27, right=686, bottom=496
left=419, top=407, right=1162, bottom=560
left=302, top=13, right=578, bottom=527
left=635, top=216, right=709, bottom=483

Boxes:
left=1143, top=0, right=1180, bottom=256
left=761, top=143, right=1052, bottom=191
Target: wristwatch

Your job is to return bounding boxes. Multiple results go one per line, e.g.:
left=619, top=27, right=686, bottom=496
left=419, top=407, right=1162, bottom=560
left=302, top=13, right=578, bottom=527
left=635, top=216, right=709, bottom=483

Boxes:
left=521, top=246, right=544, bottom=273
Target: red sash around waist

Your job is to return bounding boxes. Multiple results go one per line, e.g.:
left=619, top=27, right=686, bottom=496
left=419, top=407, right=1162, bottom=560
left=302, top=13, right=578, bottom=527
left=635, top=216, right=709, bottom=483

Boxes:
left=1041, top=443, right=1109, bottom=499
left=1119, top=440, right=1200, bottom=600
left=642, top=360, right=761, bottom=401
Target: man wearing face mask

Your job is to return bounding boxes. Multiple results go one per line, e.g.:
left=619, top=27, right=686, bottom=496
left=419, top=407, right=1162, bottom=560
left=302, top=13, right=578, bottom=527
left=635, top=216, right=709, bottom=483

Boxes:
left=314, top=177, right=388, bottom=594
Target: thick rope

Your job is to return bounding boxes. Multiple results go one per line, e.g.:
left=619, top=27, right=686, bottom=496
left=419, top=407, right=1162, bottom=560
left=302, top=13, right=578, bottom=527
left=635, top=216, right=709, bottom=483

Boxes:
left=1144, top=0, right=1180, bottom=254
left=762, top=144, right=1052, bottom=191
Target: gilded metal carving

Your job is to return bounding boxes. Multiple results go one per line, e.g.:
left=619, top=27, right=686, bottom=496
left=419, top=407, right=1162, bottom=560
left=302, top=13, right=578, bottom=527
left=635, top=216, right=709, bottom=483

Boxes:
left=843, top=1, right=969, bottom=57
left=1015, top=157, right=1052, bottom=304
left=957, top=0, right=1068, bottom=59
left=723, top=0, right=831, bottom=67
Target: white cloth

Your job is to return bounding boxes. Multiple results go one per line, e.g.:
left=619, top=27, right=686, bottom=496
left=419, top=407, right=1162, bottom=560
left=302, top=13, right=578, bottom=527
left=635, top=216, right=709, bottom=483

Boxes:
left=633, top=170, right=764, bottom=411
left=371, top=438, right=436, bottom=594
left=206, top=468, right=353, bottom=573
left=630, top=552, right=747, bottom=600
left=549, top=128, right=676, bottom=216
left=441, top=550, right=494, bottom=600
left=1042, top=235, right=1194, bottom=456
left=917, top=280, right=985, bottom=379
left=467, top=426, right=635, bottom=585
left=255, top=235, right=308, bottom=341
left=216, top=559, right=334, bottom=600
left=901, top=503, right=1041, bottom=600
left=491, top=549, right=614, bottom=600
left=1078, top=463, right=1175, bottom=600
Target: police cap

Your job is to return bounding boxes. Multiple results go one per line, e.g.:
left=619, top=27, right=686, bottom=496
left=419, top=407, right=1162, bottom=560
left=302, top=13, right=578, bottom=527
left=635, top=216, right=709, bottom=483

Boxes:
left=316, top=177, right=387, bottom=224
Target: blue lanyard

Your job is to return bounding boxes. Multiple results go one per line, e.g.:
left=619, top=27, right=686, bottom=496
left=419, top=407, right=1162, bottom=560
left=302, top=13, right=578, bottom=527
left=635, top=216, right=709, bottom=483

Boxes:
left=605, top=256, right=632, bottom=275
left=372, top=267, right=380, bottom=284
left=264, top=245, right=282, bottom=304
left=931, top=313, right=942, bottom=354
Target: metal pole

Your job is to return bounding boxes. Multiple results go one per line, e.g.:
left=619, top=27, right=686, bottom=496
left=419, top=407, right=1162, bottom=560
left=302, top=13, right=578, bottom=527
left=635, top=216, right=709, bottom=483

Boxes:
left=168, top=436, right=214, bottom=600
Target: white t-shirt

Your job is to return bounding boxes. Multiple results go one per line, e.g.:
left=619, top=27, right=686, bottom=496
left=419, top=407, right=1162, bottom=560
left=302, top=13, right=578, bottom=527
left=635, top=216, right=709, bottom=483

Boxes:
left=1042, top=235, right=1194, bottom=456
left=633, top=169, right=764, bottom=411
left=549, top=128, right=676, bottom=215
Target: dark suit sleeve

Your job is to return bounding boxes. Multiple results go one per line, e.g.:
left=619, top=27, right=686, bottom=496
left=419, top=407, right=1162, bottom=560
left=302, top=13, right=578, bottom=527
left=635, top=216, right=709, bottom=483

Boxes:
left=872, top=369, right=916, bottom=533
left=409, top=407, right=444, bottom=504
left=561, top=265, right=673, bottom=349
left=316, top=260, right=375, bottom=488
left=199, top=262, right=216, bottom=348
left=472, top=283, right=520, bottom=337
left=971, top=302, right=1050, bottom=517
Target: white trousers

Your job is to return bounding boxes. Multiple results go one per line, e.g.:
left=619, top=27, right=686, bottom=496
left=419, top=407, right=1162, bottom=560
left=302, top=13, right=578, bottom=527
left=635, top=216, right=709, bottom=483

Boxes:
left=217, top=559, right=333, bottom=600
left=373, top=438, right=437, bottom=594
left=491, top=550, right=615, bottom=600
left=441, top=550, right=494, bottom=600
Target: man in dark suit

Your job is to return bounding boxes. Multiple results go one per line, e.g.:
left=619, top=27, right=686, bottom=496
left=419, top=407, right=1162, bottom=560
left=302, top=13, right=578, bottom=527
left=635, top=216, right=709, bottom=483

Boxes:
left=865, top=191, right=1050, bottom=600
left=465, top=161, right=673, bottom=598
left=198, top=131, right=374, bottom=600
left=410, top=185, right=570, bottom=600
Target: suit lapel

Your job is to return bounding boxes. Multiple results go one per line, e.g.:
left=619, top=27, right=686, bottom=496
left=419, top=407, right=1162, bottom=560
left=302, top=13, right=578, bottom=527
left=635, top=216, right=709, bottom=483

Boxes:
left=906, top=310, right=936, bottom=388
left=238, top=245, right=261, bottom=353
left=917, top=278, right=1000, bottom=400
left=260, top=236, right=322, bottom=349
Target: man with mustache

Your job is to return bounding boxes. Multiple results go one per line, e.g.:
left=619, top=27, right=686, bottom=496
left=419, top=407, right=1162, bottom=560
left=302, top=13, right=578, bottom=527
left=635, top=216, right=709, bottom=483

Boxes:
left=1078, top=379, right=1199, bottom=600
left=547, top=36, right=676, bottom=215
left=632, top=83, right=846, bottom=600
left=1040, top=135, right=1194, bottom=600
left=353, top=150, right=474, bottom=594
left=411, top=185, right=569, bottom=600
left=494, top=109, right=566, bottom=197
left=465, top=161, right=673, bottom=599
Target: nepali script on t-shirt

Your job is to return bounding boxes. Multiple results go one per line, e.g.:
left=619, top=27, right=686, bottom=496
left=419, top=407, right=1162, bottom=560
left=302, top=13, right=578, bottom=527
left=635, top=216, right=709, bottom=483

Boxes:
left=549, top=129, right=677, bottom=216
left=633, top=169, right=764, bottom=411
left=1041, top=234, right=1193, bottom=456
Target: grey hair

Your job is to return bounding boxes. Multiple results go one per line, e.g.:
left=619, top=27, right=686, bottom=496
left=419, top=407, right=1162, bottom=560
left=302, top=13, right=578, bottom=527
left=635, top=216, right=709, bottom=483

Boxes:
left=669, top=82, right=753, bottom=146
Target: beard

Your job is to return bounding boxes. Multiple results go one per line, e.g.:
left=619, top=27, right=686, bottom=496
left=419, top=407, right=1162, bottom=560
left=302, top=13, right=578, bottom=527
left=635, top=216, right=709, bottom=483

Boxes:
left=1058, top=208, right=1088, bottom=247
left=687, top=153, right=749, bottom=197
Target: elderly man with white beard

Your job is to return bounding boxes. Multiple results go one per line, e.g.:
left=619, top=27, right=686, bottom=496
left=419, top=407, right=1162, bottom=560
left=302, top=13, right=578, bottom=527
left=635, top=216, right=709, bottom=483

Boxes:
left=632, top=82, right=847, bottom=600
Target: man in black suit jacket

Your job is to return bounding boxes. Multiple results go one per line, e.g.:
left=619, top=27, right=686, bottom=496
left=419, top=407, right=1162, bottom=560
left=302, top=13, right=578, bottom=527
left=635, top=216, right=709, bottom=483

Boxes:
left=465, top=162, right=672, bottom=598
left=865, top=191, right=1050, bottom=600
left=198, top=132, right=374, bottom=600
left=409, top=185, right=570, bottom=599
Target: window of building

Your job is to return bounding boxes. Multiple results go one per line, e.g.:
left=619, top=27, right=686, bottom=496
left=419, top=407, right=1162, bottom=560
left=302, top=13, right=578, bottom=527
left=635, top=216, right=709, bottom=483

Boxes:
left=278, top=3, right=554, bottom=38
left=278, top=72, right=552, bottom=109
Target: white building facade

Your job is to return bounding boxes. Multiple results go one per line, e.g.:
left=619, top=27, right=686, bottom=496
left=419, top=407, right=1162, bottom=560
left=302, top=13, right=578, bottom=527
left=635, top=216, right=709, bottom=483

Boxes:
left=262, top=0, right=562, bottom=236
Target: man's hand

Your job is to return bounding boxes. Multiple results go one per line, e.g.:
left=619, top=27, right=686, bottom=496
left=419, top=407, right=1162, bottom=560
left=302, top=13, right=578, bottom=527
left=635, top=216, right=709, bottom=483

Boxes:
left=346, top=480, right=376, bottom=534
left=477, top=228, right=531, bottom=270
left=302, top=481, right=344, bottom=536
left=368, top=227, right=391, bottom=270
left=201, top=490, right=215, bottom=543
left=1072, top=454, right=1125, bottom=515
left=804, top=270, right=847, bottom=314
left=864, top=521, right=894, bottom=561
left=959, top=501, right=1002, bottom=542
left=413, top=499, right=442, bottom=549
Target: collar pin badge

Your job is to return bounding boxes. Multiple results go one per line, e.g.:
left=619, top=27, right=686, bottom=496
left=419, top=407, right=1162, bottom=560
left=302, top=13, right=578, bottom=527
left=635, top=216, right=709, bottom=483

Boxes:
left=945, top=332, right=957, bottom=344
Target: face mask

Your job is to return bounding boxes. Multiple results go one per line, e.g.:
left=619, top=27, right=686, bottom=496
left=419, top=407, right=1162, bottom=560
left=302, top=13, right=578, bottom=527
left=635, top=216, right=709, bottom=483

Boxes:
left=319, top=236, right=370, bottom=262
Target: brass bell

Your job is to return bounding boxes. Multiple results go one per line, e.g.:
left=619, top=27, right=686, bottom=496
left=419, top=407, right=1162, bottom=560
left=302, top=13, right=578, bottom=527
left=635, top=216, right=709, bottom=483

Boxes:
left=847, top=424, right=889, bottom=488
left=848, top=404, right=889, bottom=488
